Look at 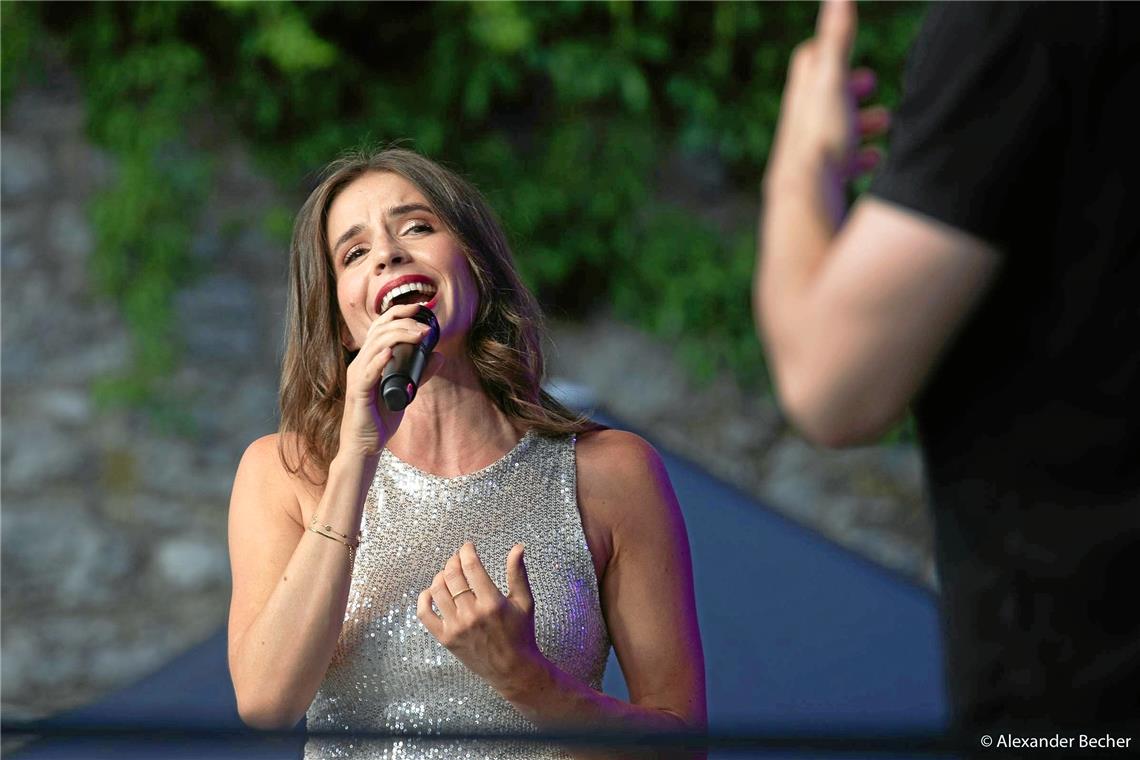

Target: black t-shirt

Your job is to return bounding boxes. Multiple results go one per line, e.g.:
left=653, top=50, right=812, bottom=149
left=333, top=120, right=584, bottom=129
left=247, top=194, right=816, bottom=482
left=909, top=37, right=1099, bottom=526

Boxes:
left=869, top=1, right=1139, bottom=730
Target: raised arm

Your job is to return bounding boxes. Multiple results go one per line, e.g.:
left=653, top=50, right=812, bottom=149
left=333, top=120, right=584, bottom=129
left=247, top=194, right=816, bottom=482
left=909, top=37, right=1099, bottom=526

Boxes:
left=226, top=435, right=376, bottom=729
left=755, top=0, right=1000, bottom=447
left=228, top=303, right=432, bottom=728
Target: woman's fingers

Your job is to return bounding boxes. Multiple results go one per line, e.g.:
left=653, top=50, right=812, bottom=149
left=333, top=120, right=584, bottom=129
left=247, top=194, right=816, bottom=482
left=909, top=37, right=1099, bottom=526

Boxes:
left=442, top=552, right=475, bottom=604
left=356, top=319, right=430, bottom=364
left=374, top=301, right=427, bottom=323
left=357, top=347, right=393, bottom=387
left=416, top=587, right=443, bottom=637
left=365, top=303, right=430, bottom=338
left=429, top=571, right=458, bottom=619
left=505, top=544, right=533, bottom=613
left=417, top=545, right=544, bottom=690
left=351, top=303, right=431, bottom=360
left=346, top=318, right=431, bottom=399
left=458, top=543, right=500, bottom=599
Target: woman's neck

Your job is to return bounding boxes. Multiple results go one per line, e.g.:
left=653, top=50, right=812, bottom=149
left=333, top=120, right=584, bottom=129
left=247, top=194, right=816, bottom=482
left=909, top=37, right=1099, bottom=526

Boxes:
left=384, top=351, right=523, bottom=477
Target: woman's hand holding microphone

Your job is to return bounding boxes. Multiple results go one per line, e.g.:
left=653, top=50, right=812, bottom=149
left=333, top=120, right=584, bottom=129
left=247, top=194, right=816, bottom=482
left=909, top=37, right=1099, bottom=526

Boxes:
left=338, top=303, right=442, bottom=459
left=229, top=306, right=443, bottom=728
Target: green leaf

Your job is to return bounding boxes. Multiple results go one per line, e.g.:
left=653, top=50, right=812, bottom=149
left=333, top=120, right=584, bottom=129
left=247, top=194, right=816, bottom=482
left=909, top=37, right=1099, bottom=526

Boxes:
left=252, top=8, right=337, bottom=73
left=469, top=1, right=533, bottom=55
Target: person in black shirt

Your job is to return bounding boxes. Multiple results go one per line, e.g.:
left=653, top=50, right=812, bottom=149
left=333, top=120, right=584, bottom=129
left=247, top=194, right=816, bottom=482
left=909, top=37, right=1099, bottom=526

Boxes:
left=756, top=0, right=1139, bottom=741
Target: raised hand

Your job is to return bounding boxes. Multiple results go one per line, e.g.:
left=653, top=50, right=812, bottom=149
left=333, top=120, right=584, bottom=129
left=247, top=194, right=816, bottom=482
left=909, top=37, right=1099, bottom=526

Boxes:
left=416, top=542, right=546, bottom=694
left=338, top=303, right=443, bottom=458
left=766, top=0, right=890, bottom=217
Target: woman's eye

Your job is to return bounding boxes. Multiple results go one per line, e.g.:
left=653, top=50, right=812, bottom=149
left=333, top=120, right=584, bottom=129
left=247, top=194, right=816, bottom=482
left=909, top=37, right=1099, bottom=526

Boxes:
left=402, top=221, right=433, bottom=235
left=344, top=247, right=366, bottom=265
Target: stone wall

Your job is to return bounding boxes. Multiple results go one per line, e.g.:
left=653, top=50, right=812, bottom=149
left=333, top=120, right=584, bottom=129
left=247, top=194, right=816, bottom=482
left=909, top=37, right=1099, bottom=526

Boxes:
left=2, top=80, right=286, bottom=718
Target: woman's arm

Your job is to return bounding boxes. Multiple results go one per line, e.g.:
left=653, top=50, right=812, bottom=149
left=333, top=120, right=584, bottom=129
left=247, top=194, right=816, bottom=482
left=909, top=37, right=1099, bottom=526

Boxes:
left=416, top=429, right=707, bottom=757
left=539, top=429, right=706, bottom=729
left=228, top=303, right=432, bottom=728
left=226, top=436, right=376, bottom=729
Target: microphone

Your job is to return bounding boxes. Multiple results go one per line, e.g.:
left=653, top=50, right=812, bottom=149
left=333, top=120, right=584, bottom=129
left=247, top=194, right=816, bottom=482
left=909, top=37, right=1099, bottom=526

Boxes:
left=380, top=306, right=440, bottom=412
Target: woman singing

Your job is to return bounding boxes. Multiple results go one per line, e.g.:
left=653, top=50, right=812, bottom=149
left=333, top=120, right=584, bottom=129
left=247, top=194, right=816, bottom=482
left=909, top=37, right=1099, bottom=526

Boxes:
left=226, top=148, right=705, bottom=758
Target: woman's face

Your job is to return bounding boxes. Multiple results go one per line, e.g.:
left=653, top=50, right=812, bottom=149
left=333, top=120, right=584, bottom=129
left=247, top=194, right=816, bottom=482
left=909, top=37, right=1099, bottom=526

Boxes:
left=326, top=171, right=478, bottom=353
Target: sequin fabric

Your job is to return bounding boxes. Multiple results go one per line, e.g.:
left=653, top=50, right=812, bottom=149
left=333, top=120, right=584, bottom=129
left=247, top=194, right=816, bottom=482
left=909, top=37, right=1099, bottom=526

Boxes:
left=304, top=432, right=610, bottom=759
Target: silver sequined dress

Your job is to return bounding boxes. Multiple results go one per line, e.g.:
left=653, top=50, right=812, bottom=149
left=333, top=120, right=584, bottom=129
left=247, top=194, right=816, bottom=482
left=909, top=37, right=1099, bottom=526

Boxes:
left=304, top=432, right=610, bottom=759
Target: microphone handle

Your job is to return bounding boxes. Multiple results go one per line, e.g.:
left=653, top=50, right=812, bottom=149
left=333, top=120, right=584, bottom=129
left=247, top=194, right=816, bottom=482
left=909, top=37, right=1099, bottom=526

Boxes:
left=380, top=345, right=425, bottom=412
left=380, top=307, right=439, bottom=412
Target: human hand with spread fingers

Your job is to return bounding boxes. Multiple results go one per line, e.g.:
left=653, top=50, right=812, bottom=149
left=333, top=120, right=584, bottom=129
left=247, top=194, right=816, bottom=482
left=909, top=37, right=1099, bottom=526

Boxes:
left=417, top=542, right=545, bottom=694
left=765, top=0, right=889, bottom=221
left=756, top=0, right=1000, bottom=447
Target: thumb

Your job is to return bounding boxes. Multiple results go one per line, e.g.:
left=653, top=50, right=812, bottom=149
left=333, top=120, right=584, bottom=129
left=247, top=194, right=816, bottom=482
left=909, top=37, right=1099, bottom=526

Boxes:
left=505, top=543, right=533, bottom=611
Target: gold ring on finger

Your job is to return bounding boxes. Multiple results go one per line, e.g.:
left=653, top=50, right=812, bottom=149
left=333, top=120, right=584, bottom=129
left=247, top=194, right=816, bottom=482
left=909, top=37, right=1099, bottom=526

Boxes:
left=451, top=587, right=473, bottom=600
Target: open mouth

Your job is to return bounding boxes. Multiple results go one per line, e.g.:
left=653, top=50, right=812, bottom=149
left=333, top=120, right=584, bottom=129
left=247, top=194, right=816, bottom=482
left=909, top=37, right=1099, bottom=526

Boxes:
left=377, top=278, right=438, bottom=314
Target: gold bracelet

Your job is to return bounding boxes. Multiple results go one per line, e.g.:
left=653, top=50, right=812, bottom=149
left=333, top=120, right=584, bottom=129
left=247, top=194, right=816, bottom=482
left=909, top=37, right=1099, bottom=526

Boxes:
left=307, top=525, right=357, bottom=561
left=309, top=515, right=362, bottom=545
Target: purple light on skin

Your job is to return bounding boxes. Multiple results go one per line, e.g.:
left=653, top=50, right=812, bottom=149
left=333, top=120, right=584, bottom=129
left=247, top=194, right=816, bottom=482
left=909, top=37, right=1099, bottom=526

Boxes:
left=564, top=576, right=588, bottom=625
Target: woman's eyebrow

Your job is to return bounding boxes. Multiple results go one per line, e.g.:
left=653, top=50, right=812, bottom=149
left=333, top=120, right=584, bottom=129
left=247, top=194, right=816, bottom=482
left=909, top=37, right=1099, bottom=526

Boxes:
left=331, top=223, right=367, bottom=256
left=387, top=203, right=434, bottom=219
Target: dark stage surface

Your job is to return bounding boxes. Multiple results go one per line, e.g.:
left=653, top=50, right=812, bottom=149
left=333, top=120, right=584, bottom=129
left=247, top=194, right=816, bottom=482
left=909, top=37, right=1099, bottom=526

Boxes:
left=10, top=415, right=947, bottom=759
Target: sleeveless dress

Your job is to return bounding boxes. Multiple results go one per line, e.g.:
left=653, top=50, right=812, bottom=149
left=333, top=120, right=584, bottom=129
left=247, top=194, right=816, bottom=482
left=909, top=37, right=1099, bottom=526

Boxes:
left=304, top=432, right=610, bottom=759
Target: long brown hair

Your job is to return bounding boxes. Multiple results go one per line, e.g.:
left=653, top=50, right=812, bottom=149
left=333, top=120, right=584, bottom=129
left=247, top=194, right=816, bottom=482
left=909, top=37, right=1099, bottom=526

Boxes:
left=278, top=148, right=599, bottom=482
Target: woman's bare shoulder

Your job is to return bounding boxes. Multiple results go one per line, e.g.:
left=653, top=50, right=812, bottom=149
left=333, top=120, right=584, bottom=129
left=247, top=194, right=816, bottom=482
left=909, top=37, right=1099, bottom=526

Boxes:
left=576, top=428, right=663, bottom=482
left=234, top=433, right=323, bottom=525
left=575, top=428, right=675, bottom=519
left=239, top=433, right=283, bottom=469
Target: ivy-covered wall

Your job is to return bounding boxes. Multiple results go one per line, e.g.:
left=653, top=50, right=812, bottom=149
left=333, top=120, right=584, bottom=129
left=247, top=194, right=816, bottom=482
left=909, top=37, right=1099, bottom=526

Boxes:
left=2, top=0, right=925, bottom=409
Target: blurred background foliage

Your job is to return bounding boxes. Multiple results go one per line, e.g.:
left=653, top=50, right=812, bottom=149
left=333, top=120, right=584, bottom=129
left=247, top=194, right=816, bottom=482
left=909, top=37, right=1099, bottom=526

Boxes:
left=2, top=0, right=925, bottom=419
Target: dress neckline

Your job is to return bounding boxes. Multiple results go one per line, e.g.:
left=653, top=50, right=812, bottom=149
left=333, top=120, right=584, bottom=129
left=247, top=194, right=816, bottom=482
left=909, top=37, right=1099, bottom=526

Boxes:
left=379, top=429, right=538, bottom=483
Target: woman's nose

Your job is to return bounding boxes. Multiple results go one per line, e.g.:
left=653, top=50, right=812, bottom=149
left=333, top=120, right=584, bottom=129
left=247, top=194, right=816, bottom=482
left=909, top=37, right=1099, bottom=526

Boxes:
left=372, top=244, right=407, bottom=272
